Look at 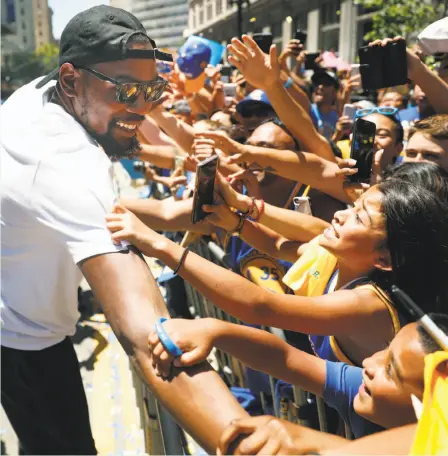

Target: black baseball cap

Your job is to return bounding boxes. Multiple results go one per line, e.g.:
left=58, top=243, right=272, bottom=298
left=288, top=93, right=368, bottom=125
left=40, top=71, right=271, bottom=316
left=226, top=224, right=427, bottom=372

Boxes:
left=36, top=5, right=173, bottom=89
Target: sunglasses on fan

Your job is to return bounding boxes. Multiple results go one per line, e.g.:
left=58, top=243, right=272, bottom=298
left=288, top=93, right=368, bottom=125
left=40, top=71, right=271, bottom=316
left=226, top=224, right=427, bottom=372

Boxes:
left=77, top=67, right=168, bottom=104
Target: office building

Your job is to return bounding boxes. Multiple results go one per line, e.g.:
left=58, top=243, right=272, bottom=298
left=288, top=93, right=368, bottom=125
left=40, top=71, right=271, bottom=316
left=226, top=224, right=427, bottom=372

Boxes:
left=186, top=0, right=379, bottom=64
left=111, top=0, right=189, bottom=49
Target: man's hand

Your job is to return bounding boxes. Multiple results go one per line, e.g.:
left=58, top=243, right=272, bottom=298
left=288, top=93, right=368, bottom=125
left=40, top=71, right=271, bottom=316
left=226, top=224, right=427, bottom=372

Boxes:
left=194, top=131, right=247, bottom=159
left=227, top=35, right=280, bottom=91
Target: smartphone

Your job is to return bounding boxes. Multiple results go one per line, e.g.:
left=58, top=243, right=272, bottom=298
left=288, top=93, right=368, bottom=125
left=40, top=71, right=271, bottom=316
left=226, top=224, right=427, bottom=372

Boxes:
left=191, top=155, right=219, bottom=224
left=358, top=40, right=408, bottom=90
left=221, top=64, right=232, bottom=83
left=305, top=52, right=320, bottom=70
left=294, top=29, right=307, bottom=44
left=293, top=196, right=313, bottom=216
left=383, top=40, right=408, bottom=87
left=252, top=33, right=273, bottom=54
left=348, top=118, right=376, bottom=183
left=223, top=82, right=237, bottom=107
left=342, top=103, right=357, bottom=120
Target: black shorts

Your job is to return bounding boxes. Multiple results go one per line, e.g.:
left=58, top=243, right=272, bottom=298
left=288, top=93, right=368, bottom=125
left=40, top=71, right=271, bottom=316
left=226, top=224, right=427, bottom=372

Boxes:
left=1, top=337, right=97, bottom=455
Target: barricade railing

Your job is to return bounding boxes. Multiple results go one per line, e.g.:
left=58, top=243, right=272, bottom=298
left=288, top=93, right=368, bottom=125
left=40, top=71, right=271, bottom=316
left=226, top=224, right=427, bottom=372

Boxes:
left=132, top=235, right=350, bottom=455
left=183, top=238, right=341, bottom=436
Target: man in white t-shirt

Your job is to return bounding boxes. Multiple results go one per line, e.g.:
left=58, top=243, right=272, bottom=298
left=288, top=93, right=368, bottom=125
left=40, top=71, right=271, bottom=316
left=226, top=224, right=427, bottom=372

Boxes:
left=0, top=5, right=247, bottom=454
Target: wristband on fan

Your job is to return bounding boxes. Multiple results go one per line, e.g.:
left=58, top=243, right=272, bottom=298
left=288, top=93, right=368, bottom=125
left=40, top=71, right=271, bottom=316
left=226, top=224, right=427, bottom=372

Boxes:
left=284, top=77, right=294, bottom=89
left=155, top=317, right=184, bottom=357
left=254, top=199, right=265, bottom=222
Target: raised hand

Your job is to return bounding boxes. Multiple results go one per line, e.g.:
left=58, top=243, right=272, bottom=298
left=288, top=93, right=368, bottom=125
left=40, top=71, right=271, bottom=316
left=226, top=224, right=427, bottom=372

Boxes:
left=227, top=35, right=280, bottom=91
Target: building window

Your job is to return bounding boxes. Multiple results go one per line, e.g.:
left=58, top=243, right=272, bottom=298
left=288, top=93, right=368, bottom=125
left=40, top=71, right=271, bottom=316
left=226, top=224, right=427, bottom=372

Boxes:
left=199, top=9, right=204, bottom=25
left=321, top=0, right=341, bottom=26
left=216, top=0, right=222, bottom=15
left=23, top=36, right=27, bottom=44
left=206, top=1, right=212, bottom=21
left=22, top=22, right=26, bottom=30
left=20, top=7, right=25, bottom=15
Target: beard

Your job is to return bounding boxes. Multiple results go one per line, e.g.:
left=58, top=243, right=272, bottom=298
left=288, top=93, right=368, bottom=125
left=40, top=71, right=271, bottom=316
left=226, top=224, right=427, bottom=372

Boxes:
left=77, top=96, right=143, bottom=161
left=89, top=127, right=142, bottom=161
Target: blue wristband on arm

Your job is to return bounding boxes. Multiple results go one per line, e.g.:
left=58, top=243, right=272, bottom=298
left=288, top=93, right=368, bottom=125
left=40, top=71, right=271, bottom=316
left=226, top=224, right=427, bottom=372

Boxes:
left=155, top=317, right=184, bottom=357
left=284, top=77, right=293, bottom=89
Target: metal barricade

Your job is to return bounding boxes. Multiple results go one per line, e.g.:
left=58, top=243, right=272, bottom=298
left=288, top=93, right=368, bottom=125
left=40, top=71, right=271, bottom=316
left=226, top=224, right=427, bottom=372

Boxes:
left=183, top=238, right=350, bottom=439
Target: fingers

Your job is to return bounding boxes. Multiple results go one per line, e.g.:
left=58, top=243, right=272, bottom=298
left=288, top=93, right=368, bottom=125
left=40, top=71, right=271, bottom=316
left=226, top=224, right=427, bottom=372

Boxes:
left=235, top=430, right=269, bottom=455
left=228, top=43, right=249, bottom=63
left=269, top=44, right=279, bottom=69
left=105, top=221, right=125, bottom=232
left=228, top=55, right=243, bottom=72
left=174, top=347, right=207, bottom=367
left=242, top=35, right=261, bottom=55
left=227, top=154, right=244, bottom=165
left=112, top=203, right=128, bottom=214
left=337, top=158, right=357, bottom=169
left=231, top=39, right=253, bottom=59
left=171, top=176, right=188, bottom=186
left=335, top=168, right=358, bottom=177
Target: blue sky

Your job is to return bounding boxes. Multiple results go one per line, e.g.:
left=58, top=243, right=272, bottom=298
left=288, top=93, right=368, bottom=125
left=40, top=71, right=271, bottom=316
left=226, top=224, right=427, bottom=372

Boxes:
left=48, top=0, right=109, bottom=39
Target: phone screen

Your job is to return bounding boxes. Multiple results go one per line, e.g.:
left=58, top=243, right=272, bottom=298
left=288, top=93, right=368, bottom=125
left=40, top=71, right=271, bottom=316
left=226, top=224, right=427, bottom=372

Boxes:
left=348, top=118, right=376, bottom=183
left=342, top=104, right=357, bottom=120
left=253, top=33, right=273, bottom=54
left=191, top=155, right=219, bottom=224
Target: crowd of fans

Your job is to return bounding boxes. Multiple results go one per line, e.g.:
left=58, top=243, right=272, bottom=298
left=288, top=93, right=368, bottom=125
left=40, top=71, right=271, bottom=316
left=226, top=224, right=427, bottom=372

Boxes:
left=112, top=24, right=448, bottom=456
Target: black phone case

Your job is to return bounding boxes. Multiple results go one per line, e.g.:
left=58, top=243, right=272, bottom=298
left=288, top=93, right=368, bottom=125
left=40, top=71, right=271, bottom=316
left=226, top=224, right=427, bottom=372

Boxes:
left=305, top=53, right=320, bottom=70
left=358, top=41, right=408, bottom=90
left=347, top=118, right=376, bottom=183
left=190, top=155, right=219, bottom=224
left=253, top=34, right=273, bottom=54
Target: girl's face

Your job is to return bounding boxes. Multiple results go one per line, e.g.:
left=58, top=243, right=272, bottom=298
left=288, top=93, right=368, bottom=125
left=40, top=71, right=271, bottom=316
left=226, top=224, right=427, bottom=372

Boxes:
left=319, top=186, right=390, bottom=272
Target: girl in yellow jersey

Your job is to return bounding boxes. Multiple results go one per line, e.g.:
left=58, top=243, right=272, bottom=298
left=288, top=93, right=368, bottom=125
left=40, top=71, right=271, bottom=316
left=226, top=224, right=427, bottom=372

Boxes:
left=107, top=163, right=448, bottom=367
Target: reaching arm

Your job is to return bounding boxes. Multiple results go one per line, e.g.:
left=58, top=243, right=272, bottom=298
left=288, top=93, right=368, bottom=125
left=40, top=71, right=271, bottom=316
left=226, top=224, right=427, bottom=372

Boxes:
left=135, top=144, right=181, bottom=169
left=79, top=249, right=248, bottom=453
left=227, top=35, right=335, bottom=162
left=195, top=133, right=349, bottom=203
left=120, top=197, right=214, bottom=235
left=323, top=423, right=416, bottom=455
left=148, top=106, right=195, bottom=153
left=107, top=212, right=391, bottom=337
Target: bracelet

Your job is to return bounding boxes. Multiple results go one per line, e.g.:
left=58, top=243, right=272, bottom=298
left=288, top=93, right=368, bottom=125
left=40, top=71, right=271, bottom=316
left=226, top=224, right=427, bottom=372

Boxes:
left=254, top=199, right=265, bottom=222
left=231, top=214, right=245, bottom=236
left=241, top=197, right=256, bottom=219
left=173, top=246, right=190, bottom=275
left=284, top=76, right=294, bottom=89
left=155, top=317, right=184, bottom=357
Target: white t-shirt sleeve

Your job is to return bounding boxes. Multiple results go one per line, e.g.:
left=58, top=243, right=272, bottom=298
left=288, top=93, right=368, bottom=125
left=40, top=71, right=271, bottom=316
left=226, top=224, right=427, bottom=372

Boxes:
left=32, top=154, right=128, bottom=264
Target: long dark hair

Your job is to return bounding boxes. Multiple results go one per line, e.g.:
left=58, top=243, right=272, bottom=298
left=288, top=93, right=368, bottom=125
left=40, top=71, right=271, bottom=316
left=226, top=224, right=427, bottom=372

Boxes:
left=375, top=175, right=448, bottom=313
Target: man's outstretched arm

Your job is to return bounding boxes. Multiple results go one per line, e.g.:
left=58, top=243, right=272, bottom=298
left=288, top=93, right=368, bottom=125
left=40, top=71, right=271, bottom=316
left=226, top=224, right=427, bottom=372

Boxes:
left=80, top=248, right=248, bottom=453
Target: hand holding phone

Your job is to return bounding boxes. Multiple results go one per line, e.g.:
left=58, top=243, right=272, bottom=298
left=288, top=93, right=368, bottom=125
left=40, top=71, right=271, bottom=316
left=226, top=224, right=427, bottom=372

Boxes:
left=358, top=40, right=408, bottom=90
left=347, top=118, right=376, bottom=183
left=294, top=30, right=307, bottom=45
left=220, top=64, right=232, bottom=83
left=191, top=155, right=219, bottom=224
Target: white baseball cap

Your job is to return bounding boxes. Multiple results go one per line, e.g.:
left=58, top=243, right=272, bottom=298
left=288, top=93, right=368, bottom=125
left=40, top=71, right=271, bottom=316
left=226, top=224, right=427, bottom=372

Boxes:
left=418, top=17, right=448, bottom=55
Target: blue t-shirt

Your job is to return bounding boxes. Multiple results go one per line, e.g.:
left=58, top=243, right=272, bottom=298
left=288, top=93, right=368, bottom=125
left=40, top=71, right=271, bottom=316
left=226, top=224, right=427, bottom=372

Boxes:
left=398, top=106, right=420, bottom=124
left=310, top=104, right=339, bottom=140
left=324, top=360, right=384, bottom=438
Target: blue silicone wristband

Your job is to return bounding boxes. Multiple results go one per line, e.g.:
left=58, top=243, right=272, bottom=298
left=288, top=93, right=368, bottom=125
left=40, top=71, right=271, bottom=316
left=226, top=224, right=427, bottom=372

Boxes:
left=284, top=77, right=293, bottom=89
left=155, top=317, right=184, bottom=358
